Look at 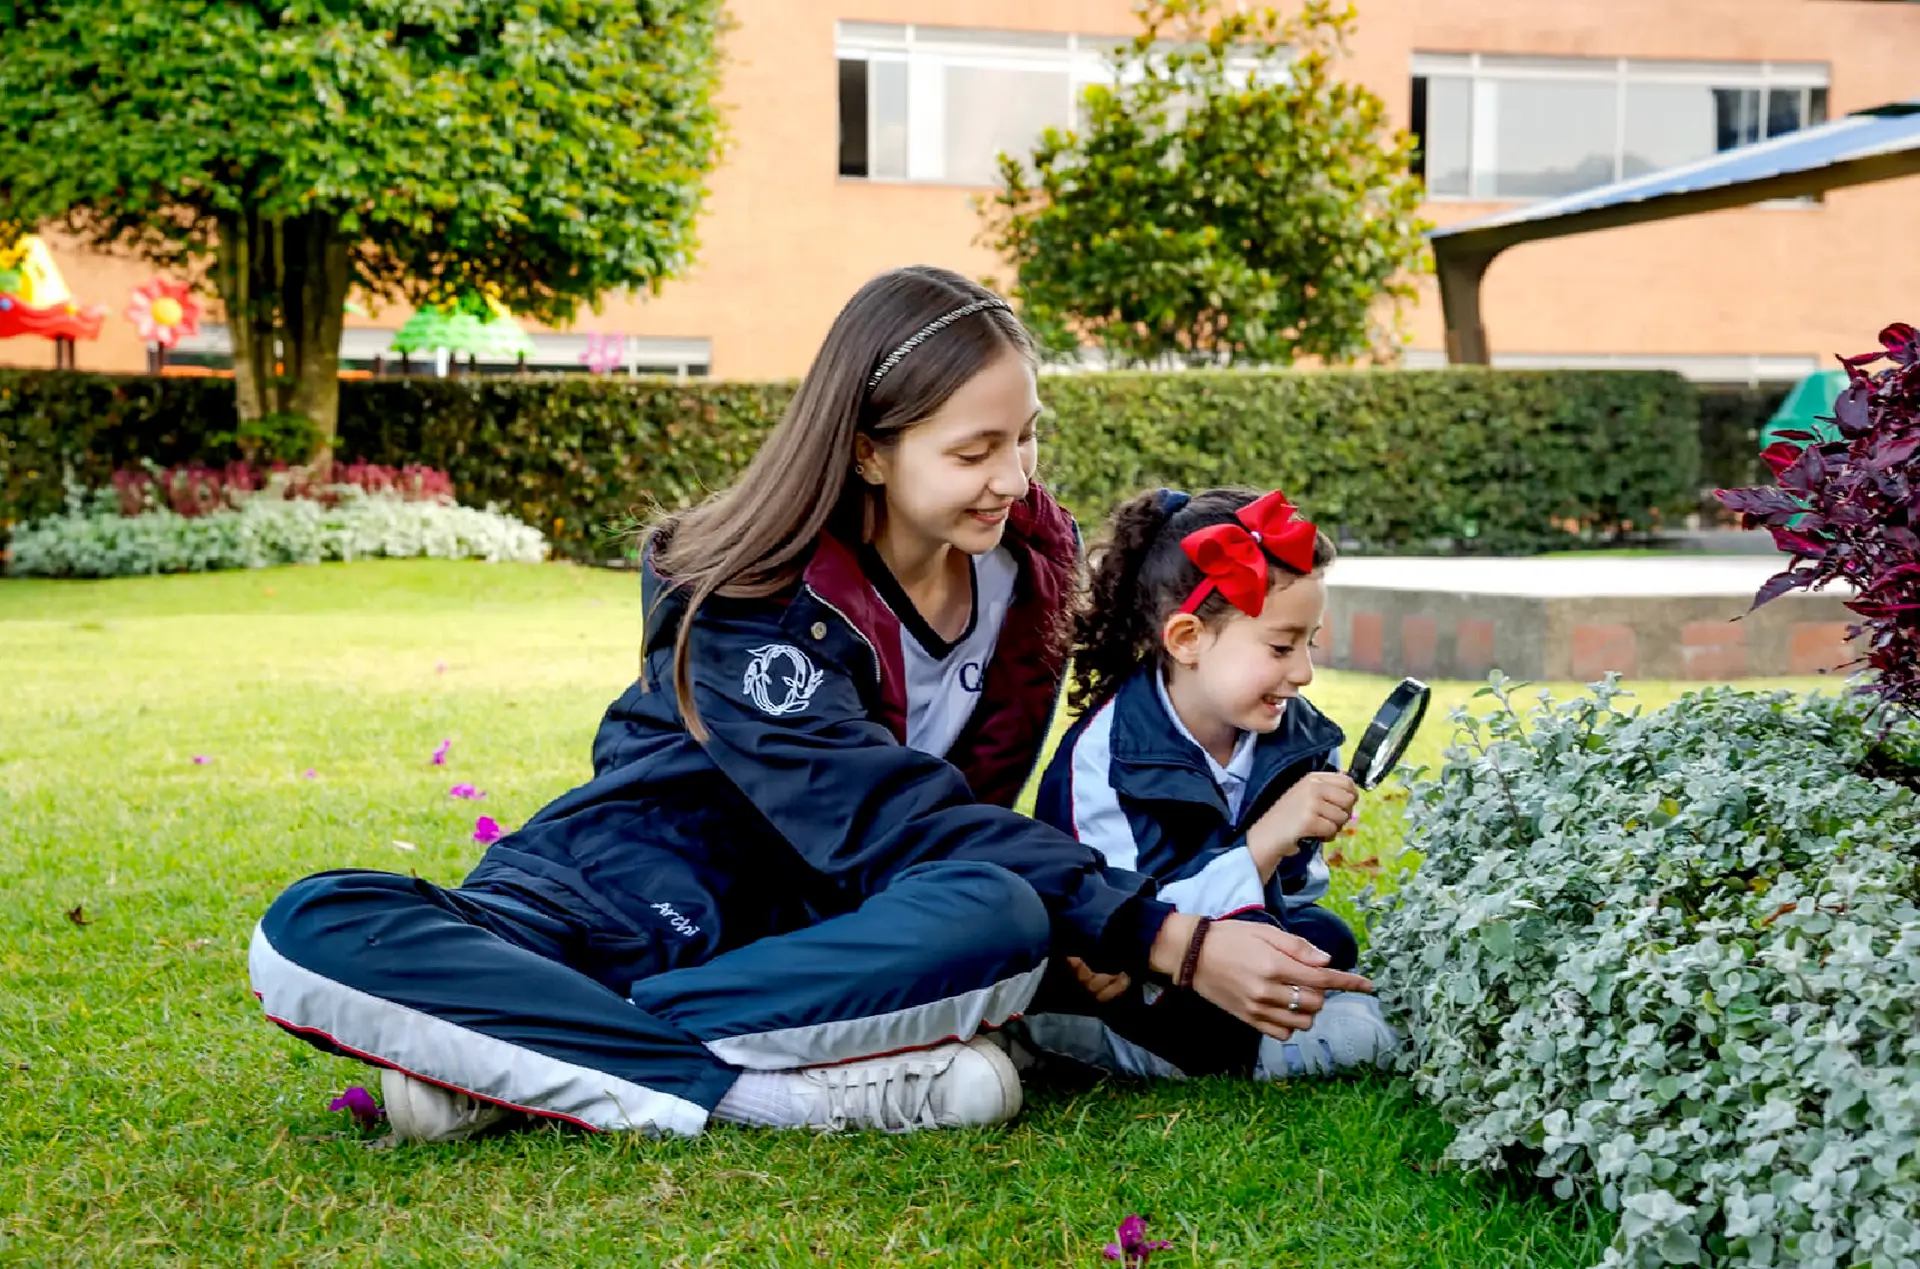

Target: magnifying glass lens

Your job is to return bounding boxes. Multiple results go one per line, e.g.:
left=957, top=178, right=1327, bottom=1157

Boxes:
left=1349, top=678, right=1432, bottom=791
left=1369, top=706, right=1422, bottom=786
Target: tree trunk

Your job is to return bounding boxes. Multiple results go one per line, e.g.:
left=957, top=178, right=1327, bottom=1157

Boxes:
left=212, top=209, right=350, bottom=468
left=281, top=212, right=350, bottom=466
left=212, top=209, right=276, bottom=427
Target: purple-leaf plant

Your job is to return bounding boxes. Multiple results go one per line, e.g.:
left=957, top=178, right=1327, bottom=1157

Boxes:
left=1716, top=321, right=1920, bottom=714
left=1102, top=1214, right=1174, bottom=1266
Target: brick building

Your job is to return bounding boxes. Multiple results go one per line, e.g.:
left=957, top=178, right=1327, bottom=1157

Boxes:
left=14, top=0, right=1919, bottom=383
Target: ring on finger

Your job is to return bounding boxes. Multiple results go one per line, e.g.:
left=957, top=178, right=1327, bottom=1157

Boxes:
left=1288, top=984, right=1301, bottom=1011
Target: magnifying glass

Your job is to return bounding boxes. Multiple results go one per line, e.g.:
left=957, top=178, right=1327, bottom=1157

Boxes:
left=1285, top=677, right=1432, bottom=872
left=1346, top=677, right=1432, bottom=790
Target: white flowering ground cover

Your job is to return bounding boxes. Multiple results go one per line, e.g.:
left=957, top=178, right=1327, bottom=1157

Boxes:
left=7, top=487, right=547, bottom=577
left=1366, top=675, right=1920, bottom=1269
left=0, top=560, right=1848, bottom=1265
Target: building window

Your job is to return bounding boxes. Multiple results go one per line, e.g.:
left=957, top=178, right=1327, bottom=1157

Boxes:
left=166, top=322, right=235, bottom=370
left=1411, top=55, right=1829, bottom=200
left=836, top=23, right=1135, bottom=187
left=348, top=333, right=713, bottom=379
left=168, top=325, right=711, bottom=379
left=838, top=55, right=908, bottom=178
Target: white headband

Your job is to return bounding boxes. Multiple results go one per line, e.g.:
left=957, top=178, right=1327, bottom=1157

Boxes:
left=865, top=298, right=1011, bottom=390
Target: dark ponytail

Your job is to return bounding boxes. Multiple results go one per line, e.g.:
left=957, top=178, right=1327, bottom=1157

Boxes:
left=1068, top=487, right=1338, bottom=713
left=1070, top=490, right=1184, bottom=714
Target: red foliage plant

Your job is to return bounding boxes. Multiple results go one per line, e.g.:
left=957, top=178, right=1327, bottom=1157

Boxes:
left=112, top=461, right=454, bottom=519
left=1717, top=321, right=1920, bottom=715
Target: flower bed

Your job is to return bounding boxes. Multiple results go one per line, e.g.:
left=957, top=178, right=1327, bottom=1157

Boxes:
left=109, top=460, right=455, bottom=518
left=7, top=464, right=545, bottom=577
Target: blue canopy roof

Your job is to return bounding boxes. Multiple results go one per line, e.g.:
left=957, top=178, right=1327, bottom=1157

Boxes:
left=1430, top=100, right=1920, bottom=363
left=1432, top=100, right=1920, bottom=248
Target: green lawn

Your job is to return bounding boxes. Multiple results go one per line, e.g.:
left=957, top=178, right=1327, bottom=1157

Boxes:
left=0, top=561, right=1830, bottom=1267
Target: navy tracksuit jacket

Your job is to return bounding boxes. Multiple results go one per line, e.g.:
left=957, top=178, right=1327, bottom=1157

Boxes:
left=1022, top=665, right=1357, bottom=1076
left=464, top=494, right=1170, bottom=969
left=1036, top=666, right=1347, bottom=920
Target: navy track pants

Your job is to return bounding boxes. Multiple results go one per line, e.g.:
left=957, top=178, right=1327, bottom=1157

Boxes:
left=249, top=860, right=1049, bottom=1136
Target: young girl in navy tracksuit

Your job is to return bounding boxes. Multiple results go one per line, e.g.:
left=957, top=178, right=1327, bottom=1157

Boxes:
left=247, top=269, right=1373, bottom=1142
left=1026, top=487, right=1398, bottom=1082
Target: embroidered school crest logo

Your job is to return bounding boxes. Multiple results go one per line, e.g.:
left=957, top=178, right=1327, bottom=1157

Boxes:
left=742, top=644, right=825, bottom=716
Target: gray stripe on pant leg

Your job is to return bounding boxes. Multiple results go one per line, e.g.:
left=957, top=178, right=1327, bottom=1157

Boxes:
left=250, top=922, right=710, bottom=1135
left=703, top=959, right=1046, bottom=1070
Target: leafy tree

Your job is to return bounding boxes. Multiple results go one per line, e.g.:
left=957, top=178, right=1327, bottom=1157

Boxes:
left=0, top=0, right=725, bottom=451
left=979, top=0, right=1429, bottom=369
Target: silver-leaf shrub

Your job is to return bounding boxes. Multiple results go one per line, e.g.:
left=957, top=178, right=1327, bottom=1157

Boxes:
left=7, top=486, right=548, bottom=577
left=1361, top=676, right=1920, bottom=1269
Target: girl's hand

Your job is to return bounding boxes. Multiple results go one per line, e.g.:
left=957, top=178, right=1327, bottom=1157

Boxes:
left=1149, top=914, right=1373, bottom=1040
left=1066, top=955, right=1131, bottom=1004
left=1246, top=772, right=1359, bottom=880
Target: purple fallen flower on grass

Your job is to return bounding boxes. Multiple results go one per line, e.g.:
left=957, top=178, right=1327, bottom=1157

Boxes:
left=191, top=755, right=212, bottom=765
left=472, top=815, right=504, bottom=845
left=431, top=738, right=452, bottom=766
left=449, top=783, right=486, bottom=801
left=1104, top=1214, right=1174, bottom=1265
left=329, top=1086, right=385, bottom=1130
left=302, top=769, right=318, bottom=780
left=435, top=661, right=448, bottom=674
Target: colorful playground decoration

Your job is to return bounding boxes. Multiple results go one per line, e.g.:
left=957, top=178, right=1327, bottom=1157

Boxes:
left=580, top=332, right=626, bottom=374
left=0, top=235, right=108, bottom=368
left=390, top=286, right=533, bottom=370
left=126, top=278, right=202, bottom=350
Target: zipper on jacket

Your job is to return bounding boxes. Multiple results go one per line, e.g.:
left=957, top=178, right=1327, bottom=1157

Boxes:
left=802, top=583, right=882, bottom=688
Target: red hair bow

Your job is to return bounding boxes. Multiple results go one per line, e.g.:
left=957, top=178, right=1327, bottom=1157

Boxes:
left=1177, top=490, right=1318, bottom=616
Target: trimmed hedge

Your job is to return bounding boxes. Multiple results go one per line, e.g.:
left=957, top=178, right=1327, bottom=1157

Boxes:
left=1038, top=369, right=1697, bottom=555
left=1, top=373, right=238, bottom=526
left=1, top=368, right=1699, bottom=562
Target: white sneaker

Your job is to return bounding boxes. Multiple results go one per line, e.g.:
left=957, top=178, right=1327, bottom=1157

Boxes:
left=1255, top=990, right=1399, bottom=1081
left=791, top=1038, right=1022, bottom=1133
left=380, top=1067, right=513, bottom=1143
